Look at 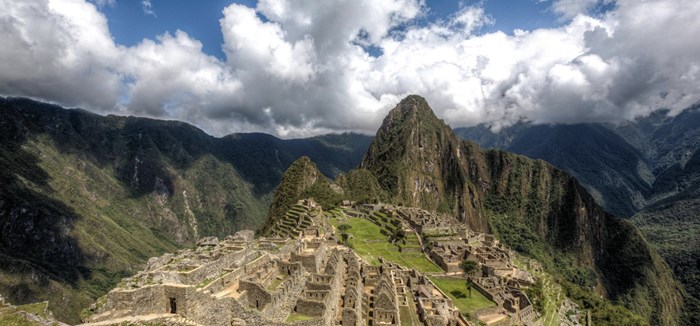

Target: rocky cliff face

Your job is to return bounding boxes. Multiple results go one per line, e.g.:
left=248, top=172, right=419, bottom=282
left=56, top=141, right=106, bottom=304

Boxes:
left=361, top=95, right=684, bottom=325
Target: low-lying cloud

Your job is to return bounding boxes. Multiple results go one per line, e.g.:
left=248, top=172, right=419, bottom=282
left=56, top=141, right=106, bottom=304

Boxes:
left=0, top=0, right=698, bottom=137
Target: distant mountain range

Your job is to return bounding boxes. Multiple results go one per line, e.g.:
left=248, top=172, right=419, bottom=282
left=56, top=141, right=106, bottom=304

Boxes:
left=0, top=97, right=371, bottom=323
left=455, top=104, right=700, bottom=304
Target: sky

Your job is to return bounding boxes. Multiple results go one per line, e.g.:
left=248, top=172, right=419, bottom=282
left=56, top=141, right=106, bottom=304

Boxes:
left=0, top=0, right=699, bottom=137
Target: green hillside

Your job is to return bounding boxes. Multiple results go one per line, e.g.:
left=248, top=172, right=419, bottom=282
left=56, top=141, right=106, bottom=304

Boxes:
left=0, top=97, right=370, bottom=323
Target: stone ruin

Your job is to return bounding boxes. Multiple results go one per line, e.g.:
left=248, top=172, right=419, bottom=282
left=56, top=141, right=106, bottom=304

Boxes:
left=353, top=204, right=541, bottom=325
left=80, top=230, right=469, bottom=326
left=79, top=200, right=557, bottom=326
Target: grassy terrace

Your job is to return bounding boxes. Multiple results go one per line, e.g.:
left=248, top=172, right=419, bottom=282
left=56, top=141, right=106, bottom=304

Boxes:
left=330, top=217, right=442, bottom=273
left=399, top=292, right=421, bottom=326
left=267, top=275, right=287, bottom=291
left=512, top=257, right=562, bottom=325
left=286, top=313, right=317, bottom=322
left=428, top=277, right=496, bottom=315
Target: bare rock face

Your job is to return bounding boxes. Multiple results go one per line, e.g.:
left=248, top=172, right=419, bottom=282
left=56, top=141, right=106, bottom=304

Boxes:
left=229, top=230, right=255, bottom=242
left=197, top=237, right=219, bottom=247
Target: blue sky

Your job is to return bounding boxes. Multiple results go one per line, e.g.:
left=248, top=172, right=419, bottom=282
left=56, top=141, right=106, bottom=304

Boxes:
left=99, top=0, right=563, bottom=60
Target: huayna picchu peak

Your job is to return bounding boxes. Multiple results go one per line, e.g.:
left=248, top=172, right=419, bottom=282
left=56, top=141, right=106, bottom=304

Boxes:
left=0, top=96, right=695, bottom=326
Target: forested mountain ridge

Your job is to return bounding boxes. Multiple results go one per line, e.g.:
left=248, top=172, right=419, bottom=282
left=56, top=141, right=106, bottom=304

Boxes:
left=0, top=97, right=371, bottom=323
left=455, top=105, right=700, bottom=304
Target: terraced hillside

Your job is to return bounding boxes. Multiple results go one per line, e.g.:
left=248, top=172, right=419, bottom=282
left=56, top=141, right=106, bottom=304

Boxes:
left=266, top=200, right=330, bottom=238
left=328, top=207, right=442, bottom=273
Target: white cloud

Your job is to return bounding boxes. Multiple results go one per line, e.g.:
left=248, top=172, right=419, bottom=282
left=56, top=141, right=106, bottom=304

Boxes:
left=0, top=0, right=698, bottom=137
left=0, top=0, right=123, bottom=111
left=93, top=0, right=115, bottom=7
left=550, top=0, right=601, bottom=19
left=141, top=0, right=155, bottom=17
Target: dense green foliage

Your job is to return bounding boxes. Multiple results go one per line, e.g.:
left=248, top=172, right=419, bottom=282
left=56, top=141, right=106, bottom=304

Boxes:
left=361, top=95, right=486, bottom=231
left=334, top=168, right=387, bottom=203
left=260, top=157, right=343, bottom=235
left=459, top=260, right=478, bottom=275
left=524, top=279, right=545, bottom=314
left=632, top=184, right=700, bottom=302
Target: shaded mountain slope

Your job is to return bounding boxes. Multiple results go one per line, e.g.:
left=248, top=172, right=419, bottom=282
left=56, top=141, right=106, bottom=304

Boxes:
left=456, top=123, right=652, bottom=217
left=0, top=97, right=371, bottom=323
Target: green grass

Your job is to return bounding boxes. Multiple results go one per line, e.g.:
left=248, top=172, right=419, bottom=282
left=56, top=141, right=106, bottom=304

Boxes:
left=330, top=218, right=441, bottom=273
left=267, top=275, right=287, bottom=291
left=399, top=292, right=420, bottom=326
left=0, top=304, right=46, bottom=326
left=286, top=313, right=317, bottom=322
left=0, top=313, right=39, bottom=326
left=14, top=303, right=48, bottom=319
left=428, top=277, right=496, bottom=315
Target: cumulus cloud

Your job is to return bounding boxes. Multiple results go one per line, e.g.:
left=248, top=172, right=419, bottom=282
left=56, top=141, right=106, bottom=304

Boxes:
left=0, top=0, right=698, bottom=137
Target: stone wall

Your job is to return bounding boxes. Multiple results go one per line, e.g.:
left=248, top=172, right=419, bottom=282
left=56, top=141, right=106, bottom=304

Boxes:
left=239, top=281, right=272, bottom=310
left=320, top=252, right=345, bottom=325
left=179, top=247, right=253, bottom=285
left=295, top=298, right=326, bottom=316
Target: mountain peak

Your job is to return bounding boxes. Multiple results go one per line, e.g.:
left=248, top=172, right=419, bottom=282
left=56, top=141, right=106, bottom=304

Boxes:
left=385, top=94, right=440, bottom=125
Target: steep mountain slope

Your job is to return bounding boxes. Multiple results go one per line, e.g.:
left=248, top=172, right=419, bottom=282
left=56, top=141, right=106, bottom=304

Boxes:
left=361, top=95, right=684, bottom=325
left=259, top=156, right=341, bottom=235
left=455, top=123, right=653, bottom=217
left=360, top=96, right=488, bottom=232
left=455, top=105, right=700, bottom=304
left=0, top=97, right=371, bottom=323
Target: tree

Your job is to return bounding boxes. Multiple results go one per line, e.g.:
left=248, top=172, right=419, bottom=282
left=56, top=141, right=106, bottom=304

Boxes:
left=337, top=224, right=352, bottom=233
left=389, top=228, right=406, bottom=244
left=460, top=260, right=478, bottom=275
left=338, top=224, right=352, bottom=245
left=460, top=260, right=479, bottom=298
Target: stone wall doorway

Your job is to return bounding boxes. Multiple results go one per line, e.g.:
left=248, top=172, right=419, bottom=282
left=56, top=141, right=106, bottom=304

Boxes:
left=169, top=298, right=177, bottom=314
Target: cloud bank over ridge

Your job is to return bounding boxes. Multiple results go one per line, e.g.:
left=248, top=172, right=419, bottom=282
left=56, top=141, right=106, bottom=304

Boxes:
left=0, top=0, right=698, bottom=136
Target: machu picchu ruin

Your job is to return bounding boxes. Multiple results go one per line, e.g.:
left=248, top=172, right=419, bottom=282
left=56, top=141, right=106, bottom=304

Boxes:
left=79, top=200, right=586, bottom=326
